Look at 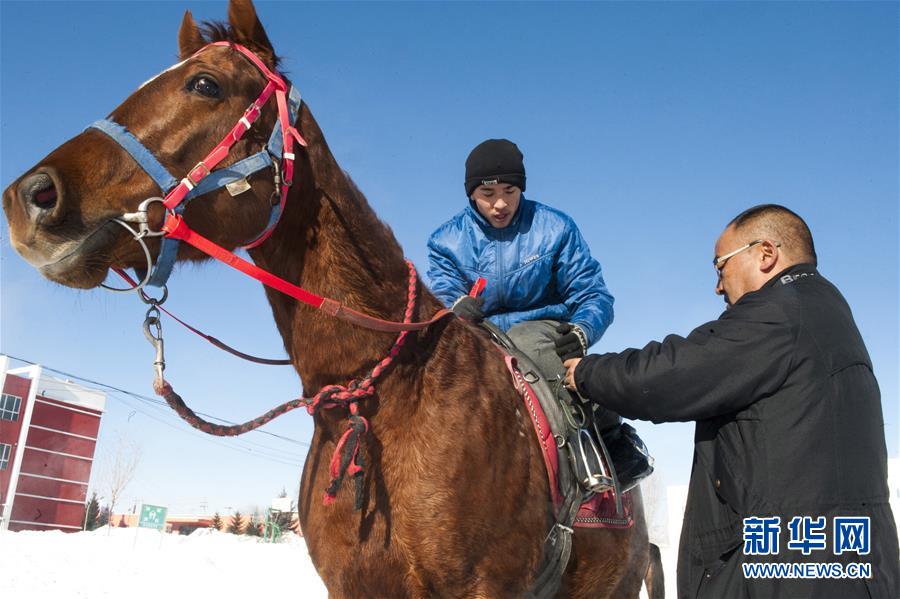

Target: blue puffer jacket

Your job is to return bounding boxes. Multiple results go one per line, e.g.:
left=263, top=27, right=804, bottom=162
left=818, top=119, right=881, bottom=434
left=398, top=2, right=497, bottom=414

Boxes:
left=426, top=198, right=614, bottom=346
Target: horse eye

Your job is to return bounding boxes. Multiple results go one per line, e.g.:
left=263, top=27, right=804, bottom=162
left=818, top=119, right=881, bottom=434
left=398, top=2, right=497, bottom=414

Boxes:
left=187, top=75, right=221, bottom=98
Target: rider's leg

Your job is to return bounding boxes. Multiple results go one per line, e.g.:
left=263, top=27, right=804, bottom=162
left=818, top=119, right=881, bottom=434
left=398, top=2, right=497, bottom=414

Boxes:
left=506, top=320, right=654, bottom=492
left=505, top=320, right=569, bottom=383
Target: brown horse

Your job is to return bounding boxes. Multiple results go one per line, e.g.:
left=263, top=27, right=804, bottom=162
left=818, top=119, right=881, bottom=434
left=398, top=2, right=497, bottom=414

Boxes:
left=2, top=1, right=658, bottom=596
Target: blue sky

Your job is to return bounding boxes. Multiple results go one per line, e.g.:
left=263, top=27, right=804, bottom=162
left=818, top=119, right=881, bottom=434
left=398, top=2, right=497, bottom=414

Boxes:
left=1, top=1, right=897, bottom=517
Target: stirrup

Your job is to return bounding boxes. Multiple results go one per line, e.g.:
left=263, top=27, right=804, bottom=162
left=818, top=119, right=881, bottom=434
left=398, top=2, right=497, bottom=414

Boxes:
left=575, top=429, right=614, bottom=493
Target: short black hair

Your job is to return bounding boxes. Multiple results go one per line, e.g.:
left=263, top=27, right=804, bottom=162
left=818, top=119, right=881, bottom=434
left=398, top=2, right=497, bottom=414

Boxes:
left=728, top=204, right=817, bottom=266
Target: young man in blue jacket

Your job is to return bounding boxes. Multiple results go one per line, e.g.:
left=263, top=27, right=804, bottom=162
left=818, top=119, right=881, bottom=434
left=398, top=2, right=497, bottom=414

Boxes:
left=426, top=138, right=652, bottom=491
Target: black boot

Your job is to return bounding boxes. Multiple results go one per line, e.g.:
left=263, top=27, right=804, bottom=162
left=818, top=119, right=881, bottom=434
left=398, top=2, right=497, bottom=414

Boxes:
left=595, top=409, right=654, bottom=493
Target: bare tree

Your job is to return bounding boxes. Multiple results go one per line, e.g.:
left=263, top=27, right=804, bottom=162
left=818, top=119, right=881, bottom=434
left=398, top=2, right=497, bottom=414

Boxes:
left=97, top=434, right=142, bottom=526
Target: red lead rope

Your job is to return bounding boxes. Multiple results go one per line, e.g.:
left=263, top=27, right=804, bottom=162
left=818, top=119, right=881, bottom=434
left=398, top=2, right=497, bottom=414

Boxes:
left=153, top=260, right=431, bottom=509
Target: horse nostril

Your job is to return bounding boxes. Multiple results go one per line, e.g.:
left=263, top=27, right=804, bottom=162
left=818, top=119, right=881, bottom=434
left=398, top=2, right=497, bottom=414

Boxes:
left=19, top=172, right=58, bottom=213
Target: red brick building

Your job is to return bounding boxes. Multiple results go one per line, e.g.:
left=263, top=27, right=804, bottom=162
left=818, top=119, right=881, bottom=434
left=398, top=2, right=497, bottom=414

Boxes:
left=0, top=356, right=105, bottom=532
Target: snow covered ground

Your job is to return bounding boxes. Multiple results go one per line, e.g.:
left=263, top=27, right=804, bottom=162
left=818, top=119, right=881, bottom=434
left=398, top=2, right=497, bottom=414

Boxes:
left=1, top=525, right=672, bottom=598
left=4, top=463, right=893, bottom=599
left=0, top=475, right=691, bottom=599
left=0, top=527, right=328, bottom=599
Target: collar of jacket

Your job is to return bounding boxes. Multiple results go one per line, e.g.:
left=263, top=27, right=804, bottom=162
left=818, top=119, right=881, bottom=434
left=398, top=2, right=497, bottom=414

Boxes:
left=466, top=196, right=531, bottom=235
left=727, top=263, right=820, bottom=310
left=764, top=263, right=819, bottom=288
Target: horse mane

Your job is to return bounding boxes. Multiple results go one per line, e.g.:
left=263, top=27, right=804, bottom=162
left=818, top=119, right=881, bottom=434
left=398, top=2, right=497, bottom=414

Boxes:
left=199, top=20, right=282, bottom=69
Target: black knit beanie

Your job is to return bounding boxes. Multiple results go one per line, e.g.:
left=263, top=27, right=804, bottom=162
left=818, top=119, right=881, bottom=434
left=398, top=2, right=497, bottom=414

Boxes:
left=464, top=139, right=526, bottom=197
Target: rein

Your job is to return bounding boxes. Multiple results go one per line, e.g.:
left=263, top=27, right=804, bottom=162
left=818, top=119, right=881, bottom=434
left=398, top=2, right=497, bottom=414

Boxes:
left=114, top=267, right=292, bottom=366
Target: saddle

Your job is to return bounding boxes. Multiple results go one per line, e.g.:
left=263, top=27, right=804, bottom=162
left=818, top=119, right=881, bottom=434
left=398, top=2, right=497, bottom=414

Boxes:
left=480, top=321, right=633, bottom=599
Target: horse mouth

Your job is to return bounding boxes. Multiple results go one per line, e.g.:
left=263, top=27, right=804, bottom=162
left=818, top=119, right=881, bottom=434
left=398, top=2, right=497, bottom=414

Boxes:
left=35, top=219, right=127, bottom=288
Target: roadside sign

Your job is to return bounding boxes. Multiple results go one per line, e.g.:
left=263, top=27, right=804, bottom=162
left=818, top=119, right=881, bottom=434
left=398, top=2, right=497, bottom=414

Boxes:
left=138, top=504, right=167, bottom=530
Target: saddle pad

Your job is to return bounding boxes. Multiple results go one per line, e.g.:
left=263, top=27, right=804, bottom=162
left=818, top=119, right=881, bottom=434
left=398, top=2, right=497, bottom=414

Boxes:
left=574, top=490, right=634, bottom=529
left=503, top=355, right=634, bottom=530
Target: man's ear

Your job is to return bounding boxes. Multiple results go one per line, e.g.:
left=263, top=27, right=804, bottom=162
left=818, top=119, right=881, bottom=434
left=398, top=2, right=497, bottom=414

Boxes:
left=759, top=240, right=781, bottom=273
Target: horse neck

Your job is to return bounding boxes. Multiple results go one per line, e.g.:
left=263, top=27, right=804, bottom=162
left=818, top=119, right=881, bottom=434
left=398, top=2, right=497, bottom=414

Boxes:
left=248, top=106, right=419, bottom=390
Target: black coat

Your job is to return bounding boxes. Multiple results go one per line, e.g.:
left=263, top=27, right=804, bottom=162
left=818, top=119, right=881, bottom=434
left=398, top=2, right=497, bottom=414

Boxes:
left=575, top=264, right=899, bottom=598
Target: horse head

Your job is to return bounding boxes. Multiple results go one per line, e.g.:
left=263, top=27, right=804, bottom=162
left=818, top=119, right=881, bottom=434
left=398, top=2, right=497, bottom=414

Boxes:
left=3, top=0, right=292, bottom=290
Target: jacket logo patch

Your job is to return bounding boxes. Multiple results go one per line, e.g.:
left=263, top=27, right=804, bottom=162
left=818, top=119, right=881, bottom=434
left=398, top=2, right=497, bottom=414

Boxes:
left=780, top=272, right=816, bottom=285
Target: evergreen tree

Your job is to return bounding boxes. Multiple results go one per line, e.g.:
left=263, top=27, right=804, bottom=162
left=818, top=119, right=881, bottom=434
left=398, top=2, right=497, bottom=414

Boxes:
left=211, top=512, right=223, bottom=531
left=83, top=492, right=100, bottom=531
left=243, top=514, right=261, bottom=537
left=227, top=510, right=243, bottom=534
left=98, top=506, right=110, bottom=527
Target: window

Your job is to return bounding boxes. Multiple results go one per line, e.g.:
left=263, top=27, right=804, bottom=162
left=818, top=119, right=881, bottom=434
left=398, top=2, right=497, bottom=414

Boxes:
left=0, top=443, right=10, bottom=470
left=0, top=394, right=21, bottom=421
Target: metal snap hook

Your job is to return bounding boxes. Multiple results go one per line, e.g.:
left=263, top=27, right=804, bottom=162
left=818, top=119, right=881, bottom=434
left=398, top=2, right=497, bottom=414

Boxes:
left=143, top=305, right=162, bottom=340
left=143, top=305, right=165, bottom=385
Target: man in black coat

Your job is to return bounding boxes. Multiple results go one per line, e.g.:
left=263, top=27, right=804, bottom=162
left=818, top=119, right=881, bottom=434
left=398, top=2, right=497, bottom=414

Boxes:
left=564, top=205, right=898, bottom=598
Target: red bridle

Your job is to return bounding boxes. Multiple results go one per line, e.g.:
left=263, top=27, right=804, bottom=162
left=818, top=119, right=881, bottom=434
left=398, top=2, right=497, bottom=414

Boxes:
left=161, top=41, right=305, bottom=248
left=132, top=41, right=450, bottom=333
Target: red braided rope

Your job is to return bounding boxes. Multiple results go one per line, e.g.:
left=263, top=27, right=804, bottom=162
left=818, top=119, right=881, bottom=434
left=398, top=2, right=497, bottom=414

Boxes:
left=154, top=261, right=426, bottom=507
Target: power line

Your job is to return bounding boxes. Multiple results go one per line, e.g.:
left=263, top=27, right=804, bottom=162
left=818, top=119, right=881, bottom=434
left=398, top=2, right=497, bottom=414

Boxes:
left=4, top=355, right=311, bottom=465
left=13, top=359, right=307, bottom=467
left=103, top=389, right=306, bottom=467
left=42, top=376, right=307, bottom=462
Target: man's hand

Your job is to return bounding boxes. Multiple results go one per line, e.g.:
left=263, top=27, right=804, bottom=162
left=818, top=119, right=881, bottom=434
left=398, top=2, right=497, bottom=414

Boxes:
left=451, top=295, right=484, bottom=323
left=564, top=358, right=582, bottom=391
left=554, top=323, right=588, bottom=361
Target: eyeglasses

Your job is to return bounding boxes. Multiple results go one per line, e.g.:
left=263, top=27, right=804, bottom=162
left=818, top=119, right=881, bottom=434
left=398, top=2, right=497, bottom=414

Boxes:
left=713, top=239, right=781, bottom=278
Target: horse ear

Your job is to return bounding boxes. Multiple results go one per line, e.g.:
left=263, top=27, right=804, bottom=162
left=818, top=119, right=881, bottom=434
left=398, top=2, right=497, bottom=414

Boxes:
left=228, top=0, right=275, bottom=58
left=178, top=10, right=206, bottom=59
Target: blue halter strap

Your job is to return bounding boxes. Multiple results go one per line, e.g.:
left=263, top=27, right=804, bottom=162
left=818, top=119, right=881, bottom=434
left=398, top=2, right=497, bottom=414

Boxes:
left=87, top=85, right=303, bottom=288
